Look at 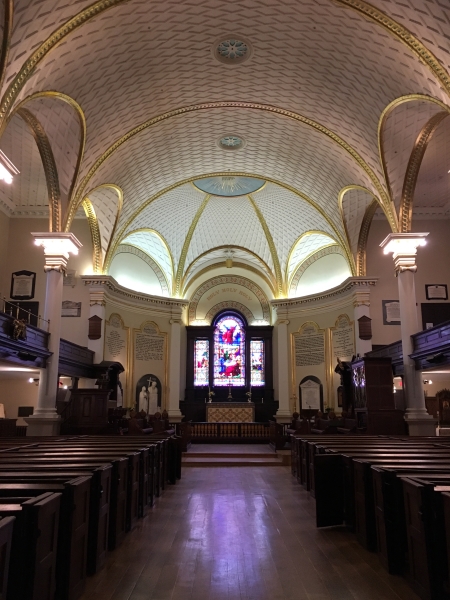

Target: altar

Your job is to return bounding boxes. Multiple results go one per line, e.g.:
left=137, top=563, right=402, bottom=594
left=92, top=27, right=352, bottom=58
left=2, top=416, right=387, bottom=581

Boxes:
left=206, top=402, right=255, bottom=423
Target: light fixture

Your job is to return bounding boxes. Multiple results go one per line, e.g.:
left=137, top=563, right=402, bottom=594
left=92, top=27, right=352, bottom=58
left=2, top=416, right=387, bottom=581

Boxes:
left=0, top=150, right=19, bottom=184
left=28, top=377, right=33, bottom=383
left=380, top=233, right=429, bottom=255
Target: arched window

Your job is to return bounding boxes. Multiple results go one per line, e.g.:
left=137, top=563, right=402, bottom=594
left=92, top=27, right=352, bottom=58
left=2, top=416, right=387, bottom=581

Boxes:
left=213, top=314, right=246, bottom=386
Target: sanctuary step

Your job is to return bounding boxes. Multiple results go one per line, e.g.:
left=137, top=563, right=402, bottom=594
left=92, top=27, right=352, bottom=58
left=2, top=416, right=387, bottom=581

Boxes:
left=182, top=444, right=288, bottom=467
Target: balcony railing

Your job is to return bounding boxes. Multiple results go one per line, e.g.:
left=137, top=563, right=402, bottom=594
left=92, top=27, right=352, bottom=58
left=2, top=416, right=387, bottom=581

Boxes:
left=1, top=297, right=49, bottom=331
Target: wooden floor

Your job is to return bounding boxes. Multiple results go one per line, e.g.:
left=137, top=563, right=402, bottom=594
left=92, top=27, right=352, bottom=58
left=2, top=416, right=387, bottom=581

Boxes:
left=81, top=464, right=420, bottom=600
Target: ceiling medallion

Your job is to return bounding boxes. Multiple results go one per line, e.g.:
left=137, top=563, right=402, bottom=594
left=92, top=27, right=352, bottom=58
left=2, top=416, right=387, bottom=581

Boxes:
left=213, top=36, right=252, bottom=65
left=194, top=176, right=265, bottom=197
left=218, top=135, right=245, bottom=151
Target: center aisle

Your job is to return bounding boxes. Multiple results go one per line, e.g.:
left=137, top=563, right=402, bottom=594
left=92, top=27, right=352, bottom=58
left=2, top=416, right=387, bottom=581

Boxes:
left=80, top=465, right=419, bottom=600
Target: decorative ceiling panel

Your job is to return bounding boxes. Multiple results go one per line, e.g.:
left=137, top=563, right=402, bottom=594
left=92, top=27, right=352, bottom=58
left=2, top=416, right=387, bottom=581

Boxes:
left=120, top=183, right=206, bottom=273
left=287, top=233, right=338, bottom=281
left=414, top=115, right=450, bottom=213
left=381, top=99, right=444, bottom=212
left=86, top=186, right=120, bottom=261
left=8, top=0, right=447, bottom=189
left=186, top=195, right=273, bottom=273
left=252, top=182, right=339, bottom=271
left=88, top=108, right=376, bottom=241
left=120, top=230, right=173, bottom=286
left=340, top=187, right=374, bottom=259
left=0, top=113, right=48, bottom=211
left=368, top=0, right=450, bottom=75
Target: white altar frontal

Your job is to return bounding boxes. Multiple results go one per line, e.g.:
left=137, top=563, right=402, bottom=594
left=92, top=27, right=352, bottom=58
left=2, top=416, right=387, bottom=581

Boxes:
left=206, top=402, right=255, bottom=423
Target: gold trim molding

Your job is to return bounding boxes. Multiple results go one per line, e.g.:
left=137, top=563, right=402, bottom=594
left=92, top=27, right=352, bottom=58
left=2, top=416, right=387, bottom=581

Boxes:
left=85, top=183, right=123, bottom=261
left=17, top=107, right=61, bottom=232
left=173, top=193, right=211, bottom=297
left=247, top=193, right=283, bottom=297
left=356, top=199, right=379, bottom=276
left=399, top=111, right=449, bottom=232
left=81, top=197, right=102, bottom=273
left=63, top=102, right=395, bottom=231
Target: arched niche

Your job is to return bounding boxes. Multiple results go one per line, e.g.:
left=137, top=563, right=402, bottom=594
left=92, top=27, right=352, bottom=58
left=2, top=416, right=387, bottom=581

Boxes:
left=184, top=309, right=274, bottom=412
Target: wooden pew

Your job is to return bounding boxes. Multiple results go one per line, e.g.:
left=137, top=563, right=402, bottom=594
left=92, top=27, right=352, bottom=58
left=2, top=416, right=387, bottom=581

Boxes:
left=0, top=492, right=61, bottom=600
left=0, top=478, right=90, bottom=600
left=0, top=516, right=15, bottom=599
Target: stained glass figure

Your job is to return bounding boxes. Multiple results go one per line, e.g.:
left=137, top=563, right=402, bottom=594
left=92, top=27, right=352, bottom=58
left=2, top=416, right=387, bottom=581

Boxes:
left=213, top=315, right=245, bottom=386
left=250, top=340, right=265, bottom=386
left=194, top=339, right=209, bottom=386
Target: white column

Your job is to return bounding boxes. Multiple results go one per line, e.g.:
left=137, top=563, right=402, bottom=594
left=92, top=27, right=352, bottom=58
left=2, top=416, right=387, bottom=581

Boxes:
left=380, top=233, right=436, bottom=436
left=167, top=317, right=183, bottom=422
left=25, top=233, right=82, bottom=436
left=276, top=317, right=292, bottom=422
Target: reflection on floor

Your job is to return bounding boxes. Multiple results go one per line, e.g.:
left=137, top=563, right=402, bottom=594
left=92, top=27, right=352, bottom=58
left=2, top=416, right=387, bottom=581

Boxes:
left=80, top=465, right=419, bottom=600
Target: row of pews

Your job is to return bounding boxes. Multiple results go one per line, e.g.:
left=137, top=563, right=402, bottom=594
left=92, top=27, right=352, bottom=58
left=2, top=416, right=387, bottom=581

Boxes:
left=291, top=434, right=450, bottom=600
left=0, top=432, right=182, bottom=600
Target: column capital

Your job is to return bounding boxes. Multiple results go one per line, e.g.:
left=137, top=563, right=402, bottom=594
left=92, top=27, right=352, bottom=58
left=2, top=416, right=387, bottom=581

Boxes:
left=380, top=232, right=428, bottom=276
left=32, top=232, right=82, bottom=273
left=89, top=288, right=106, bottom=307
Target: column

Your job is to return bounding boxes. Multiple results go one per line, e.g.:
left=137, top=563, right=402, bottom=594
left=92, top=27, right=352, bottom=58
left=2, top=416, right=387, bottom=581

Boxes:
left=167, top=316, right=183, bottom=422
left=276, top=317, right=292, bottom=422
left=380, top=233, right=436, bottom=436
left=25, top=233, right=82, bottom=436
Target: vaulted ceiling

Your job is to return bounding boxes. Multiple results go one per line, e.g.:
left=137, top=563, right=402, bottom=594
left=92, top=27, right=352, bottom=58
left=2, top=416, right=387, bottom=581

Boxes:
left=0, top=0, right=449, bottom=298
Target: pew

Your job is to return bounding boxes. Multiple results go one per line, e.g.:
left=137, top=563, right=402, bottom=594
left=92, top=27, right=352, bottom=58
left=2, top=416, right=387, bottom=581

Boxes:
left=0, top=478, right=90, bottom=600
left=1, top=492, right=61, bottom=600
left=0, top=517, right=14, bottom=599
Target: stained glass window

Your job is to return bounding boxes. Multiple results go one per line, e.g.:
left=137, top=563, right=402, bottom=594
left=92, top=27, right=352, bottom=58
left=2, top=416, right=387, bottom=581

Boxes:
left=194, top=339, right=209, bottom=386
left=250, top=340, right=265, bottom=386
left=213, top=315, right=245, bottom=386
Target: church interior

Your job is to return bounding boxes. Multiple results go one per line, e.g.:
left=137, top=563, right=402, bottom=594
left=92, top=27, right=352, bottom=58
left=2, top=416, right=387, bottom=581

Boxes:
left=0, top=0, right=449, bottom=598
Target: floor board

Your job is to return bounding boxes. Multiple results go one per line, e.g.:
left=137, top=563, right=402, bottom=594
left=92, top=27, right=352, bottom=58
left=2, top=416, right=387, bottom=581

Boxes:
left=80, top=465, right=420, bottom=600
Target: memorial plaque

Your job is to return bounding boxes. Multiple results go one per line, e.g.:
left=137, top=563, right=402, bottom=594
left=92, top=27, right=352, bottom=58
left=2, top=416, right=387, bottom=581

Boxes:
left=300, top=379, right=321, bottom=410
left=104, top=313, right=129, bottom=405
left=332, top=314, right=354, bottom=361
left=133, top=321, right=167, bottom=410
left=293, top=322, right=325, bottom=367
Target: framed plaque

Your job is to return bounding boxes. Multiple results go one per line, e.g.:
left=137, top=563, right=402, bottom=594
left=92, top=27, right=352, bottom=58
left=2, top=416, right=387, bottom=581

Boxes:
left=61, top=301, right=81, bottom=317
left=425, top=284, right=448, bottom=300
left=10, top=270, right=36, bottom=300
left=382, top=300, right=401, bottom=325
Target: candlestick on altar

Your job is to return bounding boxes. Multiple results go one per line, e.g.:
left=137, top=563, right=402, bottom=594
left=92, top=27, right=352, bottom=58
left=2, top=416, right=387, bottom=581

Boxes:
left=227, top=382, right=233, bottom=400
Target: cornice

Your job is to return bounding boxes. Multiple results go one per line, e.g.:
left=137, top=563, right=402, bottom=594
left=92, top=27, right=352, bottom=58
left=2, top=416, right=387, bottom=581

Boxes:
left=81, top=275, right=189, bottom=316
left=271, top=277, right=378, bottom=313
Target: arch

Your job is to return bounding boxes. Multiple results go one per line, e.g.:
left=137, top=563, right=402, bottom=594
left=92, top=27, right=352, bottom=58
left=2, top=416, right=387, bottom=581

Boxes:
left=213, top=312, right=246, bottom=386
left=120, top=228, right=174, bottom=289
left=289, top=246, right=348, bottom=295
left=7, top=91, right=86, bottom=208
left=206, top=302, right=255, bottom=326
left=356, top=200, right=379, bottom=276
left=112, top=244, right=170, bottom=295
left=81, top=197, right=102, bottom=273
left=188, top=275, right=271, bottom=325
left=16, top=107, right=61, bottom=232
left=377, top=94, right=450, bottom=209
left=64, top=103, right=395, bottom=232
left=182, top=245, right=276, bottom=297
left=286, top=230, right=344, bottom=286
left=84, top=183, right=123, bottom=263
left=104, top=172, right=354, bottom=279
left=399, top=112, right=449, bottom=232
left=2, top=0, right=450, bottom=143
left=247, top=193, right=283, bottom=297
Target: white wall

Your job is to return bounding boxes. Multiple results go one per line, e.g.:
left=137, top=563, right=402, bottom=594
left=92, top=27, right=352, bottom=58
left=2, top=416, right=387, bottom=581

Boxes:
left=0, top=375, right=39, bottom=425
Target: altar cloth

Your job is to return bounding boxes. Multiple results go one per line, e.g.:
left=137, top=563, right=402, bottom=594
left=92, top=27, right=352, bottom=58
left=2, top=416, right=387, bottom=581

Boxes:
left=206, top=402, right=255, bottom=423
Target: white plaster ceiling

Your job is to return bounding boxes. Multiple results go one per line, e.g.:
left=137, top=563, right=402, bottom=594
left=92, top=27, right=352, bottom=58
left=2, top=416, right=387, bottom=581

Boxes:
left=340, top=187, right=375, bottom=260
left=119, top=230, right=173, bottom=288
left=1, top=0, right=450, bottom=296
